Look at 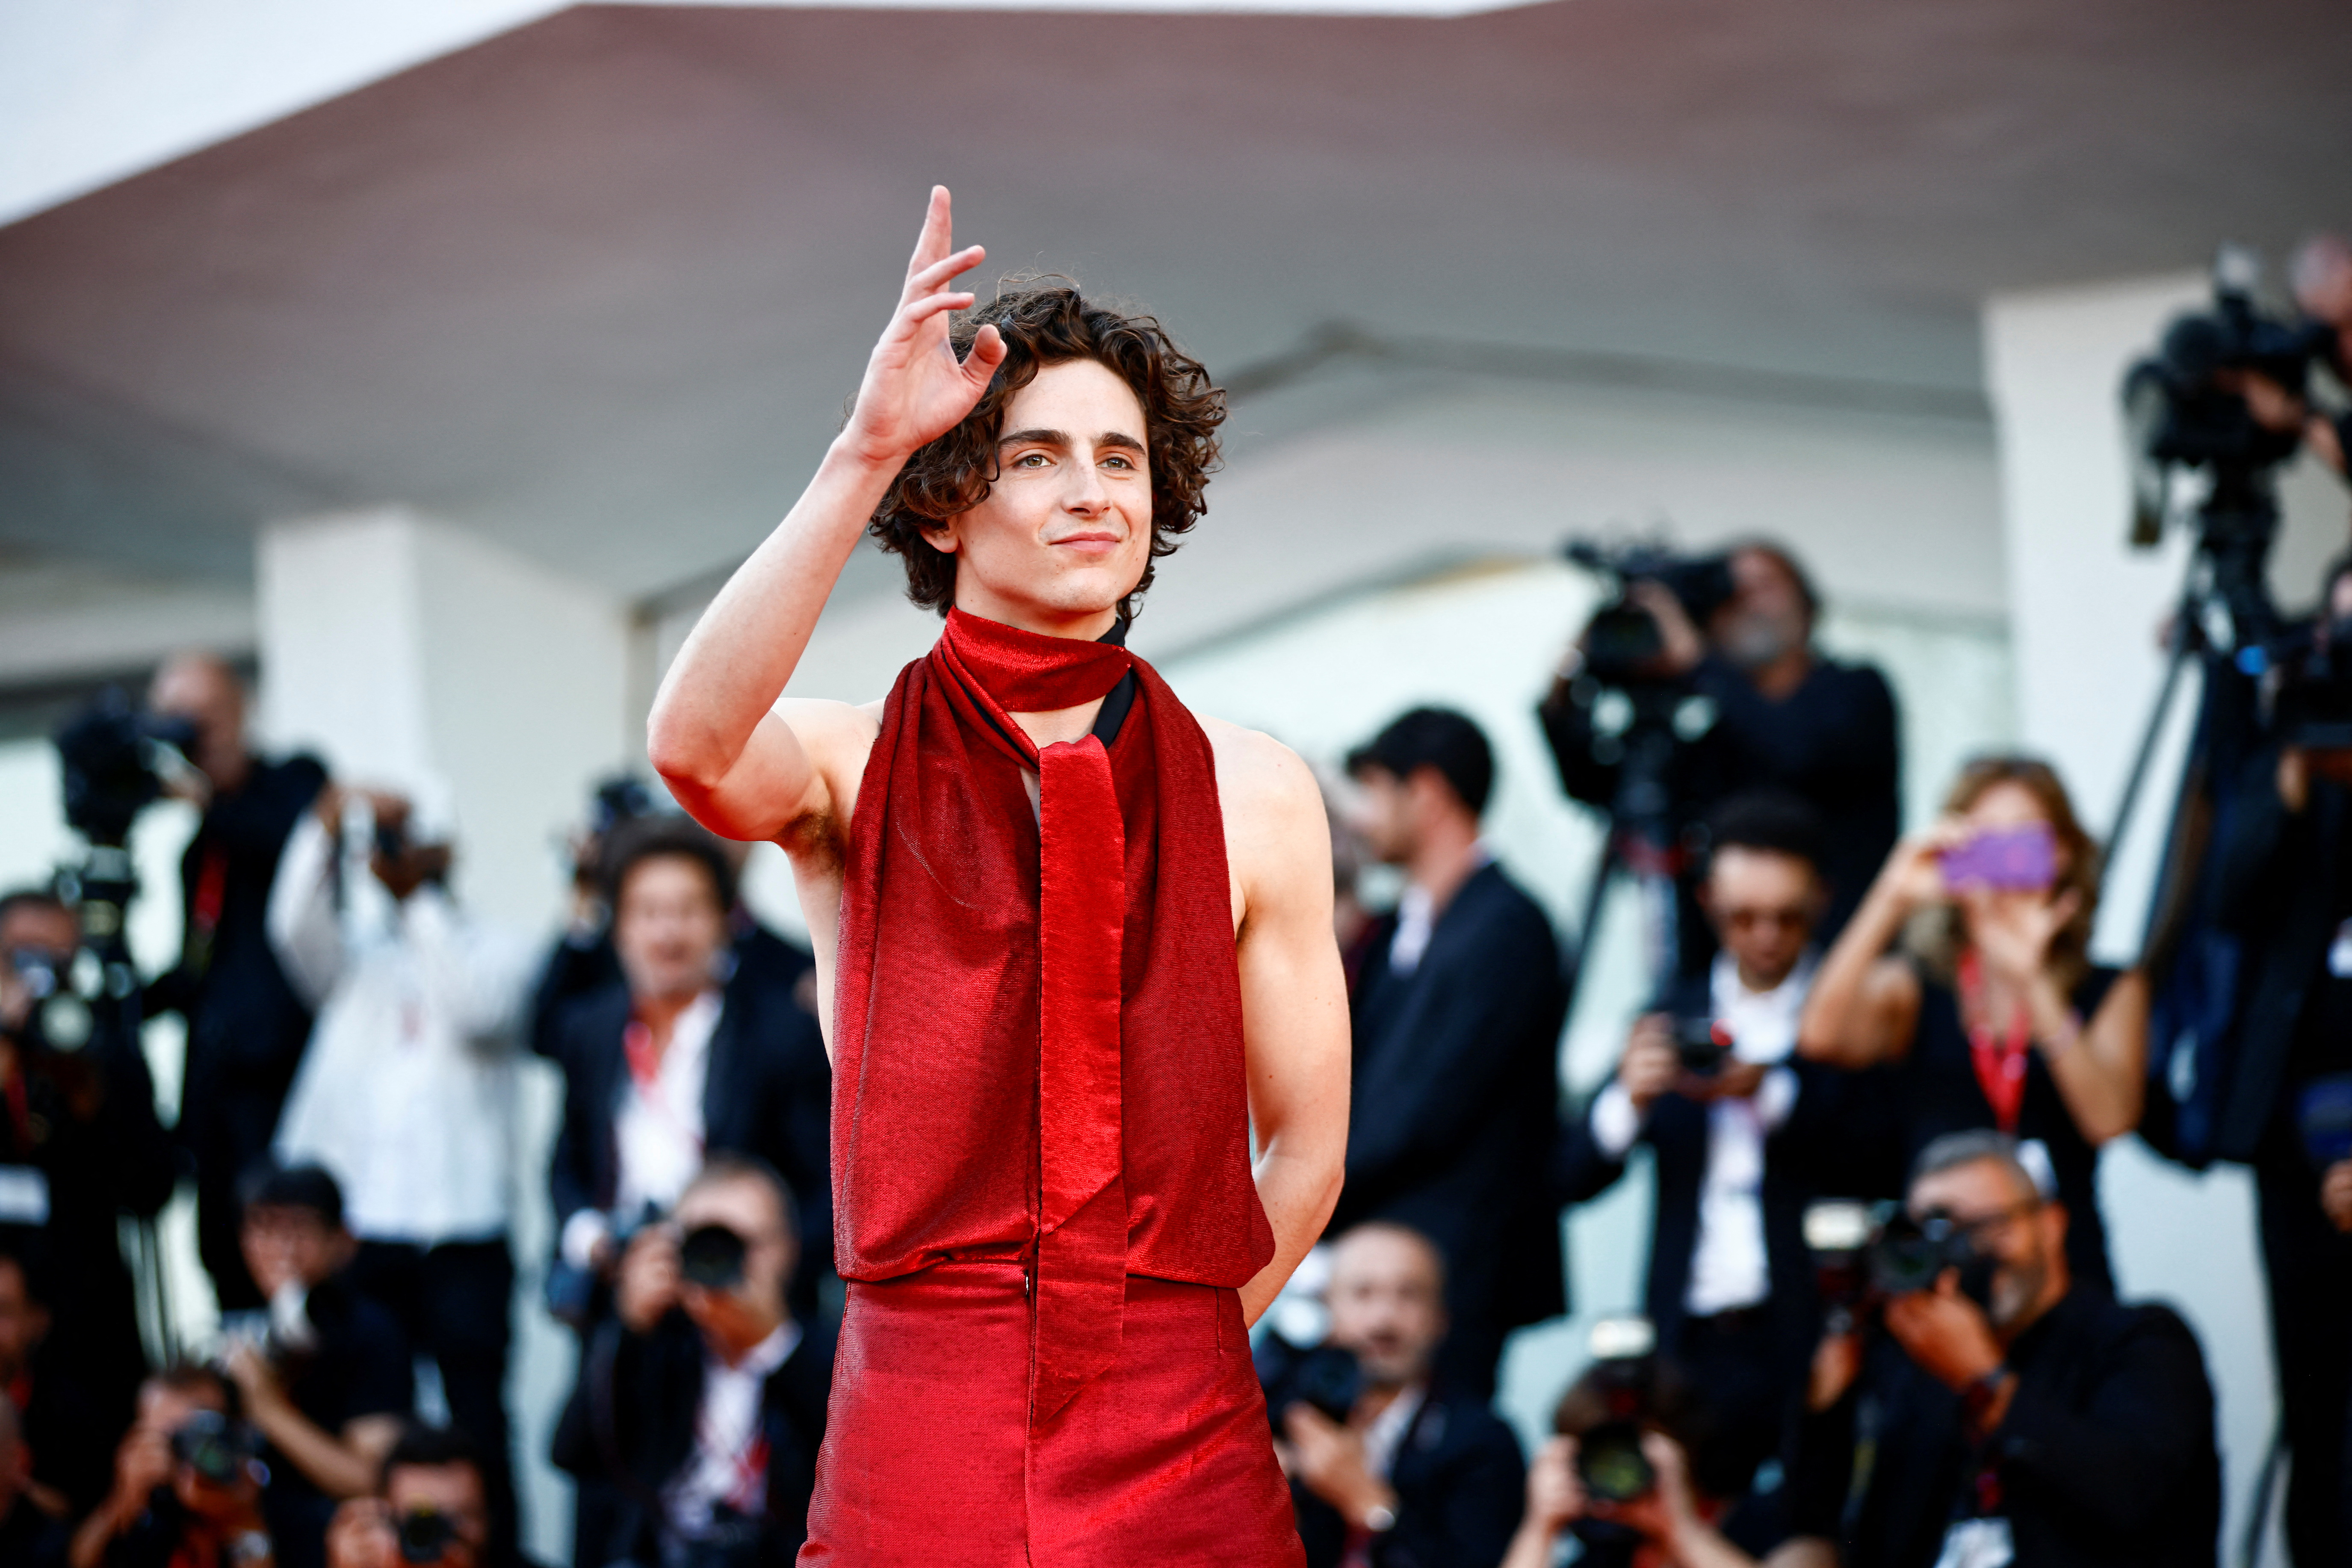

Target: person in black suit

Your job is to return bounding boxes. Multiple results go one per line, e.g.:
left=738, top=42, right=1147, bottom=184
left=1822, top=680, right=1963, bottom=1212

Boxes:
left=145, top=653, right=328, bottom=1313
left=1554, top=793, right=1894, bottom=1498
left=1539, top=540, right=1901, bottom=966
left=1272, top=1223, right=1524, bottom=1568
left=2206, top=554, right=2352, bottom=1568
left=555, top=1156, right=832, bottom=1568
left=1333, top=708, right=1567, bottom=1397
left=541, top=815, right=833, bottom=1322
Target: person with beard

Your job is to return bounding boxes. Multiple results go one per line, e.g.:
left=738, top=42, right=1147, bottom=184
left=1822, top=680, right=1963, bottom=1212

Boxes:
left=1539, top=540, right=1900, bottom=972
left=1791, top=1132, right=2220, bottom=1568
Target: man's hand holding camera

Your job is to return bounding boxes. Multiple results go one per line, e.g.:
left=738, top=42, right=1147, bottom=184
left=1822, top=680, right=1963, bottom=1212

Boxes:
left=1278, top=1404, right=1398, bottom=1535
left=614, top=1223, right=683, bottom=1335
left=1882, top=1275, right=2013, bottom=1431
left=1620, top=1017, right=1768, bottom=1113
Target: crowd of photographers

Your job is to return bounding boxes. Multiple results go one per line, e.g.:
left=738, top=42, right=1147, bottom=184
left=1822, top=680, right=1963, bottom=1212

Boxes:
left=2, top=235, right=2349, bottom=1568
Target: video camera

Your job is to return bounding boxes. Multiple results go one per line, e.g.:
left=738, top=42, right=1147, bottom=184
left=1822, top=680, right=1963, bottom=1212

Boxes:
left=1562, top=540, right=1738, bottom=688
left=1803, top=1200, right=1995, bottom=1331
left=53, top=688, right=198, bottom=850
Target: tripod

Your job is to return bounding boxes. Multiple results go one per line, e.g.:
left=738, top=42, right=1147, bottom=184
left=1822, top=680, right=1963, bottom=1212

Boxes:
left=1560, top=685, right=1707, bottom=1028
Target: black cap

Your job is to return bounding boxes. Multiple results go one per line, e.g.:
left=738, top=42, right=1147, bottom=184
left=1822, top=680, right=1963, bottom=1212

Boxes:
left=1346, top=708, right=1495, bottom=817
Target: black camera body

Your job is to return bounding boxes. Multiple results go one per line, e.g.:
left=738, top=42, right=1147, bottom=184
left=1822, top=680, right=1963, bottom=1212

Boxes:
left=2, top=945, right=95, bottom=1056
left=53, top=689, right=197, bottom=849
left=170, top=1409, right=259, bottom=1488
left=1803, top=1200, right=1995, bottom=1323
left=1563, top=541, right=1738, bottom=687
left=1570, top=1317, right=1662, bottom=1506
left=1254, top=1335, right=1363, bottom=1431
left=679, top=1222, right=750, bottom=1291
left=395, top=1507, right=461, bottom=1565
left=1670, top=1016, right=1732, bottom=1077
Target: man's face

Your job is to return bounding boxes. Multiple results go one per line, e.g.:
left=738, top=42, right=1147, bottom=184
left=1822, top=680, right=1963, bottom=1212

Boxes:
left=1342, top=767, right=1414, bottom=866
left=0, top=1261, right=46, bottom=1385
left=148, top=656, right=249, bottom=790
left=385, top=1462, right=490, bottom=1568
left=672, top=1175, right=795, bottom=1354
left=1908, top=1158, right=2067, bottom=1333
left=1700, top=847, right=1820, bottom=991
left=240, top=1205, right=350, bottom=1297
left=0, top=902, right=77, bottom=1035
left=924, top=359, right=1154, bottom=633
left=613, top=856, right=727, bottom=1005
left=1324, top=1228, right=1447, bottom=1392
left=1708, top=548, right=1811, bottom=671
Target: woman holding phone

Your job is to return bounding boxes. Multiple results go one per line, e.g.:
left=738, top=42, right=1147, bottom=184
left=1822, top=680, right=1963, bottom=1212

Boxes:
left=1798, top=754, right=2148, bottom=1291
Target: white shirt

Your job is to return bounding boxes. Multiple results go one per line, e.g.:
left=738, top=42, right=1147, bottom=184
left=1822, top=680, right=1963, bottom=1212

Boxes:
left=1362, top=1381, right=1428, bottom=1482
left=268, top=814, right=536, bottom=1244
left=1590, top=951, right=1813, bottom=1318
left=561, top=987, right=724, bottom=1268
left=1385, top=845, right=1495, bottom=976
left=663, top=1321, right=802, bottom=1538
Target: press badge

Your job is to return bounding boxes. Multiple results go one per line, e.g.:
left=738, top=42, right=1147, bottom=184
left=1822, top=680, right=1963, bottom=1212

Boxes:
left=0, top=1166, right=52, bottom=1225
left=1933, top=1518, right=2015, bottom=1568
left=2328, top=918, right=2352, bottom=978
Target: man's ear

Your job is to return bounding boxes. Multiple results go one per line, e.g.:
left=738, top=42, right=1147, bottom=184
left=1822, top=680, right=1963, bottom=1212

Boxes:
left=918, top=517, right=960, bottom=556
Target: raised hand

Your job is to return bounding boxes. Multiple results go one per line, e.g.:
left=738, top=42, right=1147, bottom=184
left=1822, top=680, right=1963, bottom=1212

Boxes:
left=1961, top=884, right=2081, bottom=993
left=839, top=186, right=1010, bottom=468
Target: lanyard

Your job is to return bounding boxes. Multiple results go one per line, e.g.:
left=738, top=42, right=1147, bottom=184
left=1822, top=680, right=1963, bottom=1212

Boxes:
left=1958, top=951, right=2030, bottom=1135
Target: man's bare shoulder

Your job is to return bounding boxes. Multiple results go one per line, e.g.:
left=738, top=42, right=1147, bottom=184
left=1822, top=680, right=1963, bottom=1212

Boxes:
left=1198, top=717, right=1327, bottom=852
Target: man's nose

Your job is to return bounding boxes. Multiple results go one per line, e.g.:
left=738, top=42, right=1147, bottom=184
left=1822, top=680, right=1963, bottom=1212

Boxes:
left=1064, top=456, right=1111, bottom=514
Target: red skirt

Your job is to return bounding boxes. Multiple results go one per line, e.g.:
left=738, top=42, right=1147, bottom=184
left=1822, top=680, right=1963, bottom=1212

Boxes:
left=798, top=1261, right=1306, bottom=1566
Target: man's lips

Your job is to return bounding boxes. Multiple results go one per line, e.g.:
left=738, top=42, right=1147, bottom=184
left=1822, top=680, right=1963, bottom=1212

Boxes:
left=1050, top=531, right=1123, bottom=551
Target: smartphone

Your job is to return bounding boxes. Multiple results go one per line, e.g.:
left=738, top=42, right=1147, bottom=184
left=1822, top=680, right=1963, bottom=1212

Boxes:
left=1939, top=824, right=2057, bottom=892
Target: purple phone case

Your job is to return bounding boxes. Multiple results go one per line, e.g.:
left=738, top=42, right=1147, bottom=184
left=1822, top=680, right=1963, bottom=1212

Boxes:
left=1941, top=824, right=2057, bottom=891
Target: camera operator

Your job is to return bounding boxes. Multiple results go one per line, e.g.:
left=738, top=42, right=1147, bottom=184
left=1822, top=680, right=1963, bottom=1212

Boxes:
left=264, top=786, right=534, bottom=1559
left=552, top=1156, right=832, bottom=1567
left=2207, top=550, right=2352, bottom=1566
left=1555, top=794, right=1901, bottom=1500
left=323, top=1424, right=501, bottom=1568
left=224, top=1166, right=414, bottom=1568
left=69, top=1364, right=275, bottom=1568
left=1267, top=1222, right=1524, bottom=1568
left=1796, top=1131, right=2219, bottom=1568
left=0, top=1232, right=116, bottom=1522
left=2228, top=235, right=2352, bottom=481
left=544, top=815, right=833, bottom=1335
left=143, top=653, right=329, bottom=1313
left=1540, top=540, right=1900, bottom=963
left=1799, top=756, right=2148, bottom=1294
left=0, top=889, right=174, bottom=1432
left=1333, top=709, right=1567, bottom=1398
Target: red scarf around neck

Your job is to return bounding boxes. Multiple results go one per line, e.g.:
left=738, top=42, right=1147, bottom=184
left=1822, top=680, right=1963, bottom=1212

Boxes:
left=830, top=608, right=1274, bottom=1422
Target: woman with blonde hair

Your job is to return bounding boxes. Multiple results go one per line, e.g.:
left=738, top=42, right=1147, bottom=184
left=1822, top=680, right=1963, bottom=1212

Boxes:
left=1798, top=755, right=2148, bottom=1291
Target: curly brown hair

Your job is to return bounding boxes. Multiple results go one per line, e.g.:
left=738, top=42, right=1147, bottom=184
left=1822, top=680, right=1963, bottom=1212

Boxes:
left=866, top=280, right=1226, bottom=619
left=1906, top=753, right=2104, bottom=992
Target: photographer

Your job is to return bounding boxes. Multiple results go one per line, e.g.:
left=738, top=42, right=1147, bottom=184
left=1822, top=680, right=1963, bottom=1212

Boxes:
left=323, top=1424, right=500, bottom=1568
left=1555, top=794, right=1898, bottom=1498
left=1798, top=1131, right=2219, bottom=1568
left=1540, top=540, right=1900, bottom=960
left=225, top=1166, right=414, bottom=1568
left=143, top=653, right=329, bottom=1312
left=0, top=889, right=175, bottom=1427
left=543, top=816, right=833, bottom=1332
left=552, top=1156, right=832, bottom=1567
left=1798, top=756, right=2149, bottom=1293
left=1268, top=1222, right=1524, bottom=1568
left=265, top=787, right=535, bottom=1557
left=69, top=1365, right=275, bottom=1568
left=2208, top=550, right=2352, bottom=1566
left=1334, top=710, right=1567, bottom=1397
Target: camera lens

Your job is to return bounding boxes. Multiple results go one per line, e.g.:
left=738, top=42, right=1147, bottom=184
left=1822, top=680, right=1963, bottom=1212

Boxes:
left=396, top=1509, right=459, bottom=1565
left=678, top=1223, right=749, bottom=1290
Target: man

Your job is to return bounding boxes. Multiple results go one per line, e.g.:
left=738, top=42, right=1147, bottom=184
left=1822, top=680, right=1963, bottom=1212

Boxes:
left=145, top=652, right=329, bottom=1311
left=1273, top=1223, right=1523, bottom=1568
left=1797, top=1131, right=2220, bottom=1568
left=1539, top=540, right=1901, bottom=965
left=555, top=1157, right=833, bottom=1566
left=542, top=815, right=833, bottom=1322
left=324, top=1424, right=501, bottom=1568
left=266, top=787, right=536, bottom=1560
left=0, top=1233, right=115, bottom=1522
left=223, top=1166, right=414, bottom=1568
left=1554, top=793, right=1898, bottom=1488
left=1335, top=706, right=1566, bottom=1397
left=644, top=189, right=1348, bottom=1561
left=2209, top=551, right=2352, bottom=1566
left=0, top=1393, right=69, bottom=1568
left=0, top=889, right=174, bottom=1432
left=70, top=1365, right=276, bottom=1568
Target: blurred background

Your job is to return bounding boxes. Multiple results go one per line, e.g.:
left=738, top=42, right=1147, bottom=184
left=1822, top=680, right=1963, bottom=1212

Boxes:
left=2, top=2, right=2348, bottom=1564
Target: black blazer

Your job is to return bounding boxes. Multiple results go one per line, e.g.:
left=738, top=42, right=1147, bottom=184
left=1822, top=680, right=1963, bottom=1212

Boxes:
left=1551, top=975, right=1901, bottom=1371
left=543, top=974, right=833, bottom=1287
left=1332, top=863, right=1569, bottom=1342
left=1292, top=1383, right=1526, bottom=1568
left=554, top=1309, right=835, bottom=1564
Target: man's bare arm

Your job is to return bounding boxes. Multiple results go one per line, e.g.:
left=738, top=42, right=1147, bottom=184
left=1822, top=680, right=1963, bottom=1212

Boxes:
left=647, top=187, right=1006, bottom=839
left=1220, top=726, right=1351, bottom=1326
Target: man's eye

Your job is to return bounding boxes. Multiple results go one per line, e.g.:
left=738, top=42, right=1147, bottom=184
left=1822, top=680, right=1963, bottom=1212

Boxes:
left=1015, top=452, right=1049, bottom=468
